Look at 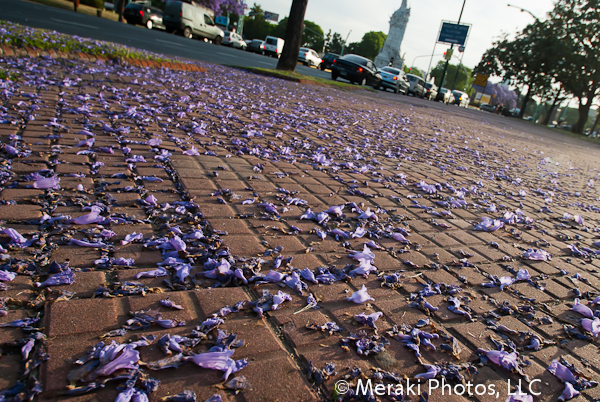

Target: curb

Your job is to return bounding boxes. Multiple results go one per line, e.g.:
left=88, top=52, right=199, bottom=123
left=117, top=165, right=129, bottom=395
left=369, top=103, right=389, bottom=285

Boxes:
left=0, top=45, right=206, bottom=73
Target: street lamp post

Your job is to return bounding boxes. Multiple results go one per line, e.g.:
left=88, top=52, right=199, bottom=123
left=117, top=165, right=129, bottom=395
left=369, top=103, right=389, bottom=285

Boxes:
left=340, top=30, right=352, bottom=56
left=438, top=0, right=467, bottom=91
left=507, top=4, right=539, bottom=21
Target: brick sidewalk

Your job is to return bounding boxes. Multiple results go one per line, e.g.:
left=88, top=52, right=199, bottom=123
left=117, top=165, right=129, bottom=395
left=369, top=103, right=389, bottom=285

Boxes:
left=0, top=53, right=599, bottom=402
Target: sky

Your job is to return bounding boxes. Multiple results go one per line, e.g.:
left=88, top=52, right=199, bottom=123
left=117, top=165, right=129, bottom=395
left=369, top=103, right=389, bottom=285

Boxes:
left=248, top=0, right=556, bottom=76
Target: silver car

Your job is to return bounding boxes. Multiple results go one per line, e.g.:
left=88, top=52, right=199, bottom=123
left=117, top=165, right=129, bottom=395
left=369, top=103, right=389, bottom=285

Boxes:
left=452, top=90, right=470, bottom=107
left=379, top=67, right=409, bottom=94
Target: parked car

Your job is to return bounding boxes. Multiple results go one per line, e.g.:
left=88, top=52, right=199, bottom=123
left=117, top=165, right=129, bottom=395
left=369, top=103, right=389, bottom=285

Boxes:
left=405, top=74, right=425, bottom=97
left=298, top=47, right=322, bottom=67
left=423, top=83, right=438, bottom=100
left=435, top=88, right=454, bottom=104
left=378, top=66, right=409, bottom=94
left=123, top=2, right=164, bottom=30
left=452, top=90, right=470, bottom=107
left=320, top=53, right=339, bottom=71
left=331, top=54, right=382, bottom=88
left=479, top=103, right=496, bottom=112
left=163, top=1, right=223, bottom=44
left=264, top=36, right=285, bottom=58
left=223, top=31, right=246, bottom=49
left=247, top=39, right=265, bottom=55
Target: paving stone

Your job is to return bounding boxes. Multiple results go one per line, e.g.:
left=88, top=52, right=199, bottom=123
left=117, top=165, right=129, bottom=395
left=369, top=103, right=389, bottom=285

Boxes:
left=45, top=298, right=123, bottom=337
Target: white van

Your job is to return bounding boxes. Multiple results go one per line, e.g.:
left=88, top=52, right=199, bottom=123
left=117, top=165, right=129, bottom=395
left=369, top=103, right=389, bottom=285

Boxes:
left=163, top=1, right=224, bottom=44
left=264, top=36, right=285, bottom=58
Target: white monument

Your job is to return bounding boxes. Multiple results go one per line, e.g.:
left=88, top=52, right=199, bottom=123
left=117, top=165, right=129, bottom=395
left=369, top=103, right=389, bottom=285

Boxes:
left=375, top=0, right=410, bottom=70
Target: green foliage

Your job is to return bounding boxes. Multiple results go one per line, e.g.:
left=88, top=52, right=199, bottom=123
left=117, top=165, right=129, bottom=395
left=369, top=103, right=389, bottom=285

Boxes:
left=347, top=31, right=386, bottom=60
left=325, top=31, right=345, bottom=54
left=242, top=3, right=276, bottom=40
left=430, top=60, right=472, bottom=90
left=407, top=67, right=422, bottom=78
left=80, top=0, right=103, bottom=9
left=270, top=17, right=324, bottom=51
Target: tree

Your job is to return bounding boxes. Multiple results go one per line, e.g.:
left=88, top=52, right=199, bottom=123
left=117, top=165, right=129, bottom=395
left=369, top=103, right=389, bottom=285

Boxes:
left=548, top=0, right=600, bottom=133
left=347, top=31, right=386, bottom=60
left=197, top=0, right=246, bottom=15
left=243, top=3, right=275, bottom=40
left=327, top=32, right=345, bottom=54
left=430, top=61, right=471, bottom=90
left=476, top=20, right=563, bottom=119
left=276, top=0, right=308, bottom=71
left=271, top=17, right=324, bottom=51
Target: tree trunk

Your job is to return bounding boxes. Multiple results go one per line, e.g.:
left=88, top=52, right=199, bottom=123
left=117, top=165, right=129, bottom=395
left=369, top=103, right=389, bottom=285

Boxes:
left=590, top=109, right=600, bottom=136
left=573, top=99, right=592, bottom=134
left=518, top=84, right=532, bottom=119
left=118, top=0, right=125, bottom=23
left=541, top=90, right=562, bottom=126
left=276, top=0, right=309, bottom=71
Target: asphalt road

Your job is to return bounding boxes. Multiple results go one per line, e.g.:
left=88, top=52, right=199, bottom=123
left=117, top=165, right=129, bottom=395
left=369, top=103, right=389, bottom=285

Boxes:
left=0, top=0, right=330, bottom=79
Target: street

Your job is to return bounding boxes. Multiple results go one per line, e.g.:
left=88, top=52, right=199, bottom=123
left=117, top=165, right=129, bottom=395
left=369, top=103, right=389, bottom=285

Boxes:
left=0, top=0, right=330, bottom=79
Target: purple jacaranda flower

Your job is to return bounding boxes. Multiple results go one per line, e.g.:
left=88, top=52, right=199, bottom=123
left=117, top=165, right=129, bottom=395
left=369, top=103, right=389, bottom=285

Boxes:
left=185, top=349, right=248, bottom=380
left=354, top=312, right=383, bottom=329
left=516, top=269, right=530, bottom=281
left=351, top=227, right=367, bottom=238
left=477, top=348, right=519, bottom=370
left=155, top=319, right=184, bottom=328
left=558, top=382, right=580, bottom=401
left=582, top=317, right=600, bottom=337
left=147, top=138, right=162, bottom=146
left=391, top=232, right=410, bottom=244
left=68, top=238, right=106, bottom=248
left=573, top=215, right=584, bottom=225
left=114, top=258, right=135, bottom=266
left=160, top=298, right=184, bottom=310
left=592, top=296, right=600, bottom=305
left=169, top=235, right=186, bottom=252
left=499, top=276, right=515, bottom=291
left=33, top=176, right=60, bottom=189
left=0, top=317, right=39, bottom=327
left=71, top=205, right=103, bottom=225
left=74, top=138, right=94, bottom=148
left=182, top=146, right=200, bottom=156
left=271, top=290, right=292, bottom=310
left=329, top=228, right=349, bottom=239
left=241, top=199, right=255, bottom=205
left=122, top=232, right=144, bottom=245
left=357, top=208, right=378, bottom=221
left=115, top=387, right=134, bottom=402
left=547, top=360, right=577, bottom=383
left=299, top=208, right=316, bottom=221
left=92, top=345, right=140, bottom=378
left=572, top=298, right=594, bottom=318
left=264, top=270, right=287, bottom=283
left=350, top=245, right=375, bottom=262
left=174, top=264, right=191, bottom=282
left=414, top=364, right=440, bottom=380
left=21, top=338, right=35, bottom=360
left=0, top=270, right=16, bottom=281
left=2, top=228, right=27, bottom=245
left=447, top=297, right=472, bottom=320
left=474, top=217, right=504, bottom=231
left=350, top=259, right=378, bottom=277
left=135, top=267, right=168, bottom=279
left=505, top=386, right=533, bottom=402
left=300, top=268, right=317, bottom=284
left=144, top=194, right=158, bottom=206
left=416, top=180, right=437, bottom=194
left=35, top=267, right=75, bottom=287
left=234, top=268, right=247, bottom=284
left=325, top=205, right=344, bottom=217
left=347, top=285, right=374, bottom=304
left=522, top=249, right=551, bottom=261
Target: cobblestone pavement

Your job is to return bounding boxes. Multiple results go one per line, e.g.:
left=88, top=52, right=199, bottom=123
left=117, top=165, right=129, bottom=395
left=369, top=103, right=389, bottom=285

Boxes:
left=1, top=53, right=600, bottom=402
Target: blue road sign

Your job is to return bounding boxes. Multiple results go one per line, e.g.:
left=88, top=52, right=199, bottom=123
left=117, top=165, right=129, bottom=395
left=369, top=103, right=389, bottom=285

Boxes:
left=438, top=22, right=470, bottom=46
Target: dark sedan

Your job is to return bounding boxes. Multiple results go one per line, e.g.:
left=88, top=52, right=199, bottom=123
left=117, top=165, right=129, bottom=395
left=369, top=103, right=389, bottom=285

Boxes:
left=320, top=53, right=339, bottom=71
left=246, top=39, right=265, bottom=55
left=331, top=54, right=382, bottom=88
left=123, top=2, right=164, bottom=30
